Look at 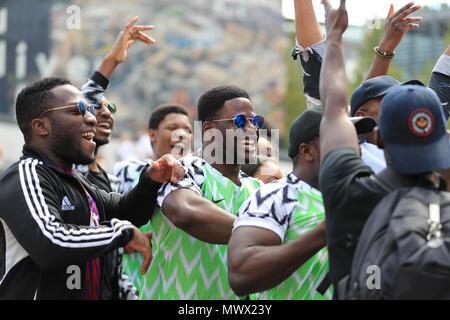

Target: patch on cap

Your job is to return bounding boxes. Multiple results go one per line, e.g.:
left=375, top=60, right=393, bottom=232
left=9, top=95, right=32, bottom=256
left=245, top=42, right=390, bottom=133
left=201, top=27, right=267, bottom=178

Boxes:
left=408, top=109, right=434, bottom=137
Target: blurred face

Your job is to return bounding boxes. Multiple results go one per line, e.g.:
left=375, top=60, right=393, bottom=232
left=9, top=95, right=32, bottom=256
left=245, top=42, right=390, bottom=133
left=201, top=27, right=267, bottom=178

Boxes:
left=94, top=97, right=115, bottom=147
left=149, top=112, right=193, bottom=160
left=210, top=97, right=258, bottom=164
left=356, top=96, right=383, bottom=122
left=254, top=160, right=283, bottom=184
left=45, top=85, right=97, bottom=165
left=257, top=136, right=276, bottom=159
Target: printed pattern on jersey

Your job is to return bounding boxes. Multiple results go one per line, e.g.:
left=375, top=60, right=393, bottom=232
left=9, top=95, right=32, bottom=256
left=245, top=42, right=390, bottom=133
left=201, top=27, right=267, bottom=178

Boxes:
left=234, top=173, right=333, bottom=300
left=113, top=159, right=153, bottom=293
left=139, top=154, right=262, bottom=300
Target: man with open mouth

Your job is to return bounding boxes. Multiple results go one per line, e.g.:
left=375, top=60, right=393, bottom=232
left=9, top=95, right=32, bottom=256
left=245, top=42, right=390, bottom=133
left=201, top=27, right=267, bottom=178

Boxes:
left=139, top=85, right=263, bottom=300
left=113, top=102, right=193, bottom=296
left=0, top=18, right=186, bottom=300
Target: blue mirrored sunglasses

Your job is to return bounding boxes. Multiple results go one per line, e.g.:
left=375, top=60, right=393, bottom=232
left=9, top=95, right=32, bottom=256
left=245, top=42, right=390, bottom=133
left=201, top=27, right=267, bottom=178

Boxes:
left=212, top=114, right=264, bottom=130
left=38, top=101, right=94, bottom=118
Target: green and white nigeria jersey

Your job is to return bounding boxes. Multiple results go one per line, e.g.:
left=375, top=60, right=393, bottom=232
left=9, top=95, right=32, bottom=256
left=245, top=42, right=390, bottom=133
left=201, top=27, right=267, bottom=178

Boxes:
left=234, top=173, right=333, bottom=300
left=113, top=159, right=153, bottom=292
left=139, top=154, right=262, bottom=300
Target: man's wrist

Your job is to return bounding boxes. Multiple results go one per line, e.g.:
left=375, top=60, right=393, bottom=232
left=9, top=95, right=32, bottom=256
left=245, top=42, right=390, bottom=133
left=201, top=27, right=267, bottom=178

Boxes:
left=145, top=165, right=163, bottom=187
left=374, top=46, right=395, bottom=60
left=378, top=39, right=397, bottom=55
left=325, top=31, right=343, bottom=41
left=104, top=54, right=121, bottom=67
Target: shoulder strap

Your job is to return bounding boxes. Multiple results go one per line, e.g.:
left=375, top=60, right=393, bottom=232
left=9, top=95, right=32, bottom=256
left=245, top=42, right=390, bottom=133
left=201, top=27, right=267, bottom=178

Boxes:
left=317, top=273, right=332, bottom=295
left=426, top=189, right=443, bottom=244
left=371, top=167, right=434, bottom=192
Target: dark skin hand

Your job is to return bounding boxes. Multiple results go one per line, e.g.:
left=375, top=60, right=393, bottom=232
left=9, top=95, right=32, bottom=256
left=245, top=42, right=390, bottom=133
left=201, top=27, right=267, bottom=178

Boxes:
left=98, top=16, right=155, bottom=80
left=365, top=2, right=422, bottom=80
left=147, top=154, right=185, bottom=184
left=124, top=228, right=153, bottom=275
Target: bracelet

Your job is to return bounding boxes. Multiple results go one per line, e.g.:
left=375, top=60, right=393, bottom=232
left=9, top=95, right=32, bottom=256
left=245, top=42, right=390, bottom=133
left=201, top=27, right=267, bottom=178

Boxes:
left=374, top=46, right=395, bottom=59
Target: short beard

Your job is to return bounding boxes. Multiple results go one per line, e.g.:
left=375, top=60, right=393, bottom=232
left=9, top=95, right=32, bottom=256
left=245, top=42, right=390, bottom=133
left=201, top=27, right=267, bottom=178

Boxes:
left=49, top=118, right=94, bottom=166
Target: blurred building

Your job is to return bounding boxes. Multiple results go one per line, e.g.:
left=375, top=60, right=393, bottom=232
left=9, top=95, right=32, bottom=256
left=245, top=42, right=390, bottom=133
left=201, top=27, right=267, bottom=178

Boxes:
left=395, top=7, right=450, bottom=80
left=0, top=0, right=288, bottom=169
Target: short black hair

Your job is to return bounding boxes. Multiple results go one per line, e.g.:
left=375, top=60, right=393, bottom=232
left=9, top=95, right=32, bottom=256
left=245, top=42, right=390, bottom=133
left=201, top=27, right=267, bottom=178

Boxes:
left=148, top=103, right=189, bottom=130
left=15, top=77, right=72, bottom=143
left=197, top=85, right=250, bottom=122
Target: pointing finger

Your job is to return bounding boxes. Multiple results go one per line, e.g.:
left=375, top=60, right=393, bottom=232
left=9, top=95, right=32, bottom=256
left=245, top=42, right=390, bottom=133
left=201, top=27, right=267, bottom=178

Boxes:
left=125, top=16, right=139, bottom=32
left=387, top=3, right=394, bottom=19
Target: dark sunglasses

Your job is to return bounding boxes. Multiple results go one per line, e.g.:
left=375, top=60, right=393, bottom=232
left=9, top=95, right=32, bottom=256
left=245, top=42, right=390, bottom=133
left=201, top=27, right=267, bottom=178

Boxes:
left=96, top=102, right=117, bottom=114
left=106, top=103, right=117, bottom=114
left=38, top=101, right=93, bottom=119
left=212, top=114, right=264, bottom=130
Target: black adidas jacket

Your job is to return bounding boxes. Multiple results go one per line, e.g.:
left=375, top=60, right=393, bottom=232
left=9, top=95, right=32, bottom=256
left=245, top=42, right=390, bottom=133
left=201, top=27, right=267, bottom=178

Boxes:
left=0, top=145, right=159, bottom=299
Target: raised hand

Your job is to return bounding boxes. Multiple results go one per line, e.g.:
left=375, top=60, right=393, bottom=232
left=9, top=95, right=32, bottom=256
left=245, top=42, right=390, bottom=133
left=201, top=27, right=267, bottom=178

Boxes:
left=124, top=227, right=153, bottom=275
left=108, top=16, right=156, bottom=64
left=322, top=0, right=348, bottom=38
left=379, top=2, right=422, bottom=53
left=147, top=154, right=186, bottom=185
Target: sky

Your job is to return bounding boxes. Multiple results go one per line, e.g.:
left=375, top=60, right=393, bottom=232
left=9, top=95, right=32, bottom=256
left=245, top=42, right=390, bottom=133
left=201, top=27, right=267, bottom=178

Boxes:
left=281, top=0, right=449, bottom=26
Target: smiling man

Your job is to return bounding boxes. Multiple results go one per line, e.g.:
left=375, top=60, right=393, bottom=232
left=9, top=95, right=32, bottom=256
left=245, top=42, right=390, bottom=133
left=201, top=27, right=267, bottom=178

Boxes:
left=72, top=16, right=158, bottom=300
left=113, top=103, right=193, bottom=295
left=139, top=85, right=262, bottom=300
left=0, top=77, right=185, bottom=299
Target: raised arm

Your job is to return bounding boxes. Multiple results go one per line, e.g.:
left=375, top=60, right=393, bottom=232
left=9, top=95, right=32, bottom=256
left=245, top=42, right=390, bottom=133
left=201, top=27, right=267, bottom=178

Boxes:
left=319, top=0, right=358, bottom=161
left=365, top=2, right=422, bottom=80
left=97, top=16, right=155, bottom=80
left=294, top=0, right=323, bottom=48
left=429, top=44, right=450, bottom=119
left=81, top=16, right=155, bottom=108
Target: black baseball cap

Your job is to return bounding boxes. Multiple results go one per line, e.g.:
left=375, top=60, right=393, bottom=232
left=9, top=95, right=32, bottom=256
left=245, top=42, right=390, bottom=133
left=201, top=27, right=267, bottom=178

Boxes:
left=350, top=75, right=424, bottom=116
left=288, top=107, right=377, bottom=159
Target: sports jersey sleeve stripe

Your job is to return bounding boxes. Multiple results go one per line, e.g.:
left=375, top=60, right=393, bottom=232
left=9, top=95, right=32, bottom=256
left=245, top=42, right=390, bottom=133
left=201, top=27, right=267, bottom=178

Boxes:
left=233, top=184, right=290, bottom=242
left=233, top=216, right=285, bottom=242
left=22, top=159, right=132, bottom=245
left=80, top=71, right=108, bottom=109
left=19, top=159, right=132, bottom=248
left=156, top=156, right=204, bottom=208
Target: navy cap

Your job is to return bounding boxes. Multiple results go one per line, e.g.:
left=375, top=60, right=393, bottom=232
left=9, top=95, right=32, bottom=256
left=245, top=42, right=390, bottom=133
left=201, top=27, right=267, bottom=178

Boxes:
left=350, top=75, right=425, bottom=116
left=288, top=107, right=377, bottom=159
left=379, top=85, right=450, bottom=175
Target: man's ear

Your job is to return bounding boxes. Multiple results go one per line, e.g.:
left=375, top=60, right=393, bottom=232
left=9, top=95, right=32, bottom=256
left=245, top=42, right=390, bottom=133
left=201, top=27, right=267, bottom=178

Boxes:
left=31, top=118, right=50, bottom=138
left=148, top=129, right=156, bottom=146
left=202, top=120, right=212, bottom=134
left=374, top=127, right=384, bottom=149
left=299, top=143, right=314, bottom=162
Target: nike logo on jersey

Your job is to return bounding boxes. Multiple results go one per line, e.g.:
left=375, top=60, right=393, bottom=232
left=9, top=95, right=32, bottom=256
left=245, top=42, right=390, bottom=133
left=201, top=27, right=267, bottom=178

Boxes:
left=61, top=196, right=75, bottom=211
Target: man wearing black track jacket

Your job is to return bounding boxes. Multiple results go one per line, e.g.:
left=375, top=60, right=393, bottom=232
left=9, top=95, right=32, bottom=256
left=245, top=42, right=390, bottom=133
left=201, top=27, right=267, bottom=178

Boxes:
left=0, top=75, right=184, bottom=299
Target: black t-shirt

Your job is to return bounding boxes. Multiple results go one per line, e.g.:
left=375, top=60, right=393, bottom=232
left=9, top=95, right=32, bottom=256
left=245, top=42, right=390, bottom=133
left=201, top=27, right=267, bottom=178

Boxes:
left=85, top=167, right=113, bottom=193
left=319, top=147, right=387, bottom=289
